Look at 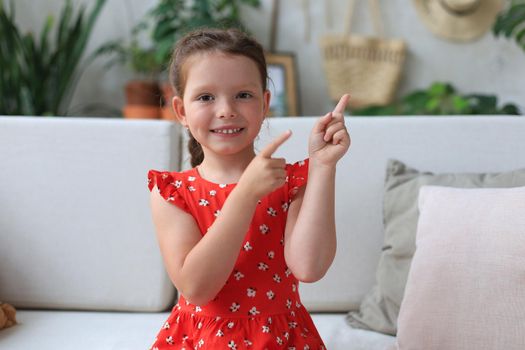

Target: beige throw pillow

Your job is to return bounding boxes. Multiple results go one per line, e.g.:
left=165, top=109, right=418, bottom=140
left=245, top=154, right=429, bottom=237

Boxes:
left=347, top=159, right=525, bottom=335
left=395, top=186, right=525, bottom=350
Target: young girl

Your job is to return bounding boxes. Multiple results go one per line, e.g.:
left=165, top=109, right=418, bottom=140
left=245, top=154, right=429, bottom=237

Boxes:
left=147, top=28, right=350, bottom=349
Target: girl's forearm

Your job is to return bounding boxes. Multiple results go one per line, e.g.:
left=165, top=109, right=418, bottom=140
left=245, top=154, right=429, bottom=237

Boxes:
left=286, top=164, right=337, bottom=282
left=178, top=184, right=258, bottom=305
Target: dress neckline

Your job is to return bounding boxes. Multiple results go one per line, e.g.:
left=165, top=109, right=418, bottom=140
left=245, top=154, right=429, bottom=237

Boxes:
left=191, top=167, right=237, bottom=188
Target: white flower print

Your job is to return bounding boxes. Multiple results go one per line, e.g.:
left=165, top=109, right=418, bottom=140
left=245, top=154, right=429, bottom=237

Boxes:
left=227, top=321, right=235, bottom=329
left=176, top=315, right=180, bottom=324
left=267, top=251, right=275, bottom=259
left=167, top=195, right=176, bottom=202
left=262, top=325, right=270, bottom=333
left=296, top=301, right=302, bottom=308
left=216, top=329, right=224, bottom=337
left=197, top=338, right=204, bottom=347
left=219, top=184, right=227, bottom=188
left=292, top=283, right=297, bottom=292
left=285, top=268, right=292, bottom=277
left=247, top=287, right=256, bottom=297
left=288, top=347, right=296, bottom=350
left=165, top=336, right=174, bottom=345
left=267, top=317, right=273, bottom=324
left=298, top=160, right=305, bottom=166
left=304, top=345, right=310, bottom=350
left=214, top=210, right=221, bottom=217
left=230, top=302, right=240, bottom=312
left=288, top=321, right=298, bottom=329
left=281, top=201, right=289, bottom=212
left=286, top=299, right=292, bottom=309
left=283, top=332, right=290, bottom=340
left=267, top=290, right=275, bottom=300
left=161, top=173, right=169, bottom=180
left=197, top=321, right=203, bottom=329
left=291, top=311, right=296, bottom=317
left=169, top=180, right=182, bottom=188
left=273, top=274, right=281, bottom=283
left=244, top=339, right=253, bottom=346
left=259, top=224, right=270, bottom=234
left=233, top=270, right=244, bottom=281
left=248, top=306, right=260, bottom=316
left=198, top=199, right=209, bottom=206
left=209, top=190, right=216, bottom=196
left=188, top=185, right=196, bottom=192
left=188, top=176, right=196, bottom=181
left=228, top=341, right=237, bottom=349
left=195, top=306, right=202, bottom=313
left=276, top=336, right=283, bottom=345
left=258, top=262, right=269, bottom=271
left=243, top=242, right=253, bottom=251
left=163, top=321, right=170, bottom=329
left=267, top=207, right=277, bottom=217
left=182, top=335, right=189, bottom=342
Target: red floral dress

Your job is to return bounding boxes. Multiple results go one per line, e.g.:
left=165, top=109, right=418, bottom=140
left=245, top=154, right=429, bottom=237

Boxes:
left=147, top=158, right=326, bottom=350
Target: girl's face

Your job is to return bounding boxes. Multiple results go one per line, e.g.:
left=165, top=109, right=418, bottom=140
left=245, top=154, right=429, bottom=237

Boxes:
left=173, top=52, right=270, bottom=161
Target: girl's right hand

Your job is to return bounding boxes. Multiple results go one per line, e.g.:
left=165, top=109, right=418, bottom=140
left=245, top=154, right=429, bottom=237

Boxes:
left=238, top=130, right=292, bottom=200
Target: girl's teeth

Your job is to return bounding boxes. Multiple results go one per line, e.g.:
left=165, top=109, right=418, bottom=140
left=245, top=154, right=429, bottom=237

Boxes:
left=214, top=128, right=241, bottom=134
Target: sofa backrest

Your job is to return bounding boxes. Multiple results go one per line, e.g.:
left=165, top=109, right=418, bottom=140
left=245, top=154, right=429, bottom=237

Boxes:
left=0, top=117, right=179, bottom=312
left=181, top=116, right=525, bottom=312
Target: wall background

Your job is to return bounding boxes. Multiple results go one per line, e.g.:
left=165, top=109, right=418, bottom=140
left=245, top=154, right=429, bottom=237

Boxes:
left=10, top=0, right=525, bottom=116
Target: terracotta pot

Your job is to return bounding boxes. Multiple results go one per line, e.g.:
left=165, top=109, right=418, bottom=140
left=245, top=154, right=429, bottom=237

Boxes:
left=160, top=82, right=175, bottom=107
left=125, top=80, right=161, bottom=106
left=123, top=105, right=160, bottom=119
left=161, top=106, right=177, bottom=121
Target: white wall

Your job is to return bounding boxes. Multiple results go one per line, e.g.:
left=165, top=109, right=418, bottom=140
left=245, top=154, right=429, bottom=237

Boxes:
left=10, top=0, right=525, bottom=116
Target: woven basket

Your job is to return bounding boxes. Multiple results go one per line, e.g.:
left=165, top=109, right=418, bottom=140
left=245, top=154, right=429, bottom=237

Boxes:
left=321, top=0, right=407, bottom=109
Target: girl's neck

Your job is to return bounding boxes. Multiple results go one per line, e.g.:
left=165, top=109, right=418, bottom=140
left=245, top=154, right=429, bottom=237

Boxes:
left=197, top=149, right=256, bottom=184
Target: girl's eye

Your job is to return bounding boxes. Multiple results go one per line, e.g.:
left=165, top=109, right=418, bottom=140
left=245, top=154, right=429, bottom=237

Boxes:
left=237, top=92, right=253, bottom=99
left=197, top=94, right=214, bottom=102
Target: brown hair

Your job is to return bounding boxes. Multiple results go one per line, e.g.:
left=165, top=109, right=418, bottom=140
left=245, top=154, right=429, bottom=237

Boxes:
left=169, top=28, right=268, bottom=167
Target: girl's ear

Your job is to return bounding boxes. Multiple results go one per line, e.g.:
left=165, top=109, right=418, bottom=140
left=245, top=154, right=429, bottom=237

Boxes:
left=263, top=89, right=271, bottom=117
left=172, top=96, right=188, bottom=126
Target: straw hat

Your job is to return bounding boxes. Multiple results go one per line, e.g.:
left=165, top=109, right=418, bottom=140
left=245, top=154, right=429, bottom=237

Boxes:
left=413, top=0, right=504, bottom=42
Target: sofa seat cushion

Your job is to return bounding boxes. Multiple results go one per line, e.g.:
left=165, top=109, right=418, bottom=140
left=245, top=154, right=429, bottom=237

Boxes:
left=312, top=314, right=395, bottom=349
left=0, top=310, right=167, bottom=350
left=0, top=311, right=395, bottom=349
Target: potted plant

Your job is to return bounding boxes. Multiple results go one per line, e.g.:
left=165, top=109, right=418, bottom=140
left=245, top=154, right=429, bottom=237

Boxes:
left=493, top=0, right=525, bottom=53
left=0, top=0, right=107, bottom=116
left=351, top=82, right=521, bottom=116
left=98, top=0, right=260, bottom=120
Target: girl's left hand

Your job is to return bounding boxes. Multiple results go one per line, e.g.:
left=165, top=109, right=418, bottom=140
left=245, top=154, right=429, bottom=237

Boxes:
left=309, top=94, right=351, bottom=166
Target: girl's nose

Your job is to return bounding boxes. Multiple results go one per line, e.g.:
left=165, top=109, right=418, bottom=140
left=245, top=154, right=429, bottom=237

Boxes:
left=217, top=100, right=236, bottom=119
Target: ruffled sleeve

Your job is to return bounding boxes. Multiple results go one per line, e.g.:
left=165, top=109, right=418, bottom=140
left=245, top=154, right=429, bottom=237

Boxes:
left=286, top=158, right=309, bottom=200
left=147, top=170, right=189, bottom=213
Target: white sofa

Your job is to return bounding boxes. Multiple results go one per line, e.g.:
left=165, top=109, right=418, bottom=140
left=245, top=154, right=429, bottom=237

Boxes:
left=1, top=115, right=524, bottom=349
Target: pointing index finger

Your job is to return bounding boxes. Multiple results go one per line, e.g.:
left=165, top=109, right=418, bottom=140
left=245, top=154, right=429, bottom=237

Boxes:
left=333, top=94, right=350, bottom=115
left=260, top=130, right=292, bottom=158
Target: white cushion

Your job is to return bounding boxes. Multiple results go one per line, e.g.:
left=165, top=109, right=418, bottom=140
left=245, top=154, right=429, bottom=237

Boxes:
left=0, top=117, right=178, bottom=311
left=395, top=186, right=525, bottom=349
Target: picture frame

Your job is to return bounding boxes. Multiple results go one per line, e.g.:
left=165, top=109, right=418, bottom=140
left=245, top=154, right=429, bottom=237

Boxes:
left=265, top=52, right=300, bottom=117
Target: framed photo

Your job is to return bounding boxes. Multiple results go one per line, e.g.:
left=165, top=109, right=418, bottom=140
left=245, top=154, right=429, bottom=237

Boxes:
left=265, top=52, right=300, bottom=117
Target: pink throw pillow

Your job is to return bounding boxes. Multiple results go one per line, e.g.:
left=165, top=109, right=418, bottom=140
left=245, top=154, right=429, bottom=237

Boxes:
left=395, top=186, right=525, bottom=350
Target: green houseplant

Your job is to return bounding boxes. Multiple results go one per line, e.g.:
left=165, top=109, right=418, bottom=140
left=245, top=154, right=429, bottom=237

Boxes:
left=98, top=0, right=260, bottom=119
left=0, top=0, right=107, bottom=116
left=352, top=82, right=521, bottom=116
left=493, top=0, right=525, bottom=53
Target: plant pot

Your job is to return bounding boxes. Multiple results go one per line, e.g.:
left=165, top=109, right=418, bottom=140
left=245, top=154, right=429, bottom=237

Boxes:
left=125, top=80, right=161, bottom=106
left=122, top=105, right=160, bottom=119
left=160, top=82, right=177, bottom=120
